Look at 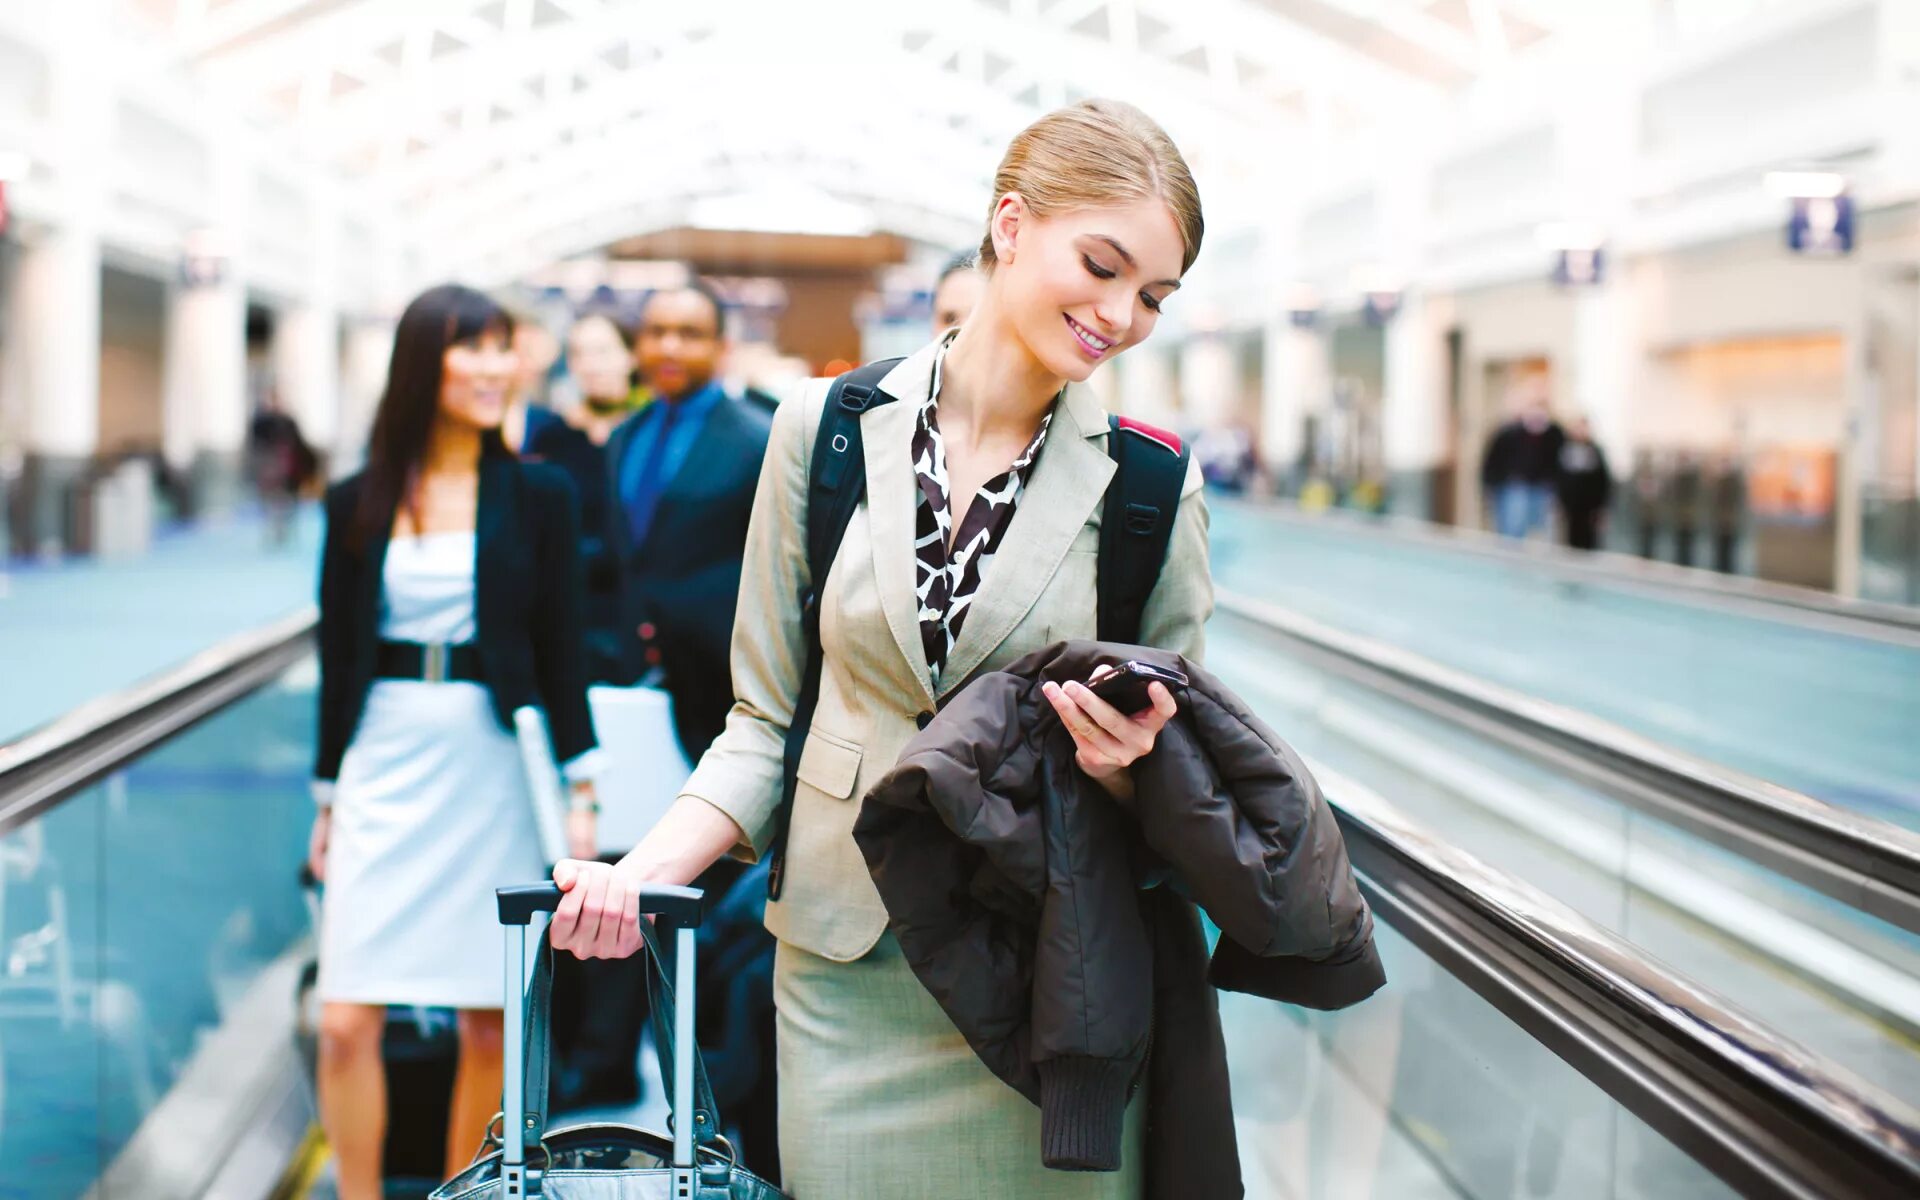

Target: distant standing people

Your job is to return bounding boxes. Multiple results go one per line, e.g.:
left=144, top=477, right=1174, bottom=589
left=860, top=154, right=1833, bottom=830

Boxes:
left=1631, top=450, right=1663, bottom=559
left=308, top=285, right=600, bottom=1198
left=247, top=394, right=317, bottom=546
left=931, top=250, right=985, bottom=334
left=1554, top=416, right=1612, bottom=551
left=1708, top=450, right=1746, bottom=574
left=1481, top=378, right=1565, bottom=540
left=1666, top=451, right=1704, bottom=567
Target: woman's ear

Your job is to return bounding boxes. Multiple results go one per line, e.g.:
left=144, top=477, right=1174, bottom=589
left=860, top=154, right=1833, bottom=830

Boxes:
left=990, top=192, right=1027, bottom=267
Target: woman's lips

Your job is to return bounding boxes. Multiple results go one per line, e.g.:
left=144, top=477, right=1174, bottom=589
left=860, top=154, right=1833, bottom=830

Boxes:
left=1065, top=315, right=1115, bottom=359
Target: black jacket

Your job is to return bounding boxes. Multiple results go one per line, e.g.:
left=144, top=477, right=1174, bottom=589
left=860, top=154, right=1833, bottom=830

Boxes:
left=855, top=641, right=1384, bottom=1198
left=1555, top=439, right=1613, bottom=514
left=313, top=454, right=597, bottom=785
left=1482, top=418, right=1566, bottom=487
left=605, top=393, right=772, bottom=758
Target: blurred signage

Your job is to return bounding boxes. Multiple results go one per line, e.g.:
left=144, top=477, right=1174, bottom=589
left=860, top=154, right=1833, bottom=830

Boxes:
left=1362, top=290, right=1400, bottom=326
left=1749, top=445, right=1834, bottom=523
left=1552, top=246, right=1605, bottom=286
left=1786, top=194, right=1853, bottom=256
left=178, top=252, right=225, bottom=288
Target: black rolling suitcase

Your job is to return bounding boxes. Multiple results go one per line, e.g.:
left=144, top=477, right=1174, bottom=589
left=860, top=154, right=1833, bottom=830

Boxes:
left=431, top=882, right=788, bottom=1199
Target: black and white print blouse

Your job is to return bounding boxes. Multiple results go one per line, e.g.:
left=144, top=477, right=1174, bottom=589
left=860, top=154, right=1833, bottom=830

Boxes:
left=913, top=334, right=1057, bottom=684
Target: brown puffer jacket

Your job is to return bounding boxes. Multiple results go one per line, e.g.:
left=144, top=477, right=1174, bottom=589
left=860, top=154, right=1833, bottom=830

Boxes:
left=854, top=640, right=1384, bottom=1199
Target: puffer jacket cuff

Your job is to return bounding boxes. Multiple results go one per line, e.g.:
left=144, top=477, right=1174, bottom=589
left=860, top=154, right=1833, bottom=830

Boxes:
left=1209, top=932, right=1387, bottom=1011
left=1035, top=1056, right=1135, bottom=1171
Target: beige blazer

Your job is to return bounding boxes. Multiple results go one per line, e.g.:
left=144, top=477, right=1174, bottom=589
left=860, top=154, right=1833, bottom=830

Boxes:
left=679, top=339, right=1214, bottom=962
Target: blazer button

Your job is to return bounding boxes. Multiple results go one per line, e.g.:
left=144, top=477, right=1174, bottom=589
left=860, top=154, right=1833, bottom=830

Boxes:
left=916, top=711, right=935, bottom=731
left=645, top=648, right=662, bottom=666
left=638, top=622, right=657, bottom=640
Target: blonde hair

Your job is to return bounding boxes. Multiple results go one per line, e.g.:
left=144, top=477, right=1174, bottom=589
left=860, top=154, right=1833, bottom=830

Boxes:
left=979, top=99, right=1204, bottom=276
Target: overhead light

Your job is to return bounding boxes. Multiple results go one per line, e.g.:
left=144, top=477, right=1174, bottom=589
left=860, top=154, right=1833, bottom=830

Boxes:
left=1765, top=171, right=1848, bottom=199
left=0, top=151, right=29, bottom=182
left=1536, top=221, right=1606, bottom=252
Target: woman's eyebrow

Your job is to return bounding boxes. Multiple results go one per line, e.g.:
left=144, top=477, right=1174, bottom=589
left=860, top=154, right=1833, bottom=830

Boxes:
left=1088, top=234, right=1181, bottom=289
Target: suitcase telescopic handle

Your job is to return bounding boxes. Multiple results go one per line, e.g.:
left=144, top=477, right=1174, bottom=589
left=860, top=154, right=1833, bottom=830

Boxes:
left=495, top=881, right=704, bottom=928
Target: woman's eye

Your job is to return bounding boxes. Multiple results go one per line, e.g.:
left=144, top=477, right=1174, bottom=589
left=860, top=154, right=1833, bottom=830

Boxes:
left=1140, top=293, right=1163, bottom=313
left=1082, top=255, right=1116, bottom=280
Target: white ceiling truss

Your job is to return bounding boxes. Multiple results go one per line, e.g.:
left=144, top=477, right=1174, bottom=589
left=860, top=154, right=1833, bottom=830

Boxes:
left=139, top=0, right=1572, bottom=276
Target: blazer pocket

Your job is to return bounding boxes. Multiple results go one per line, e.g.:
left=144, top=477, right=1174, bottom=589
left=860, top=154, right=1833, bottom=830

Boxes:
left=796, top=729, right=863, bottom=800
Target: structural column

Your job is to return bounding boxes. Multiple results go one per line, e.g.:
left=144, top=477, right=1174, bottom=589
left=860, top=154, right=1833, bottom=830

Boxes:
left=5, top=0, right=108, bottom=555
left=1261, top=318, right=1330, bottom=493
left=163, top=137, right=251, bottom=517
left=273, top=187, right=341, bottom=466
left=1382, top=293, right=1444, bottom=519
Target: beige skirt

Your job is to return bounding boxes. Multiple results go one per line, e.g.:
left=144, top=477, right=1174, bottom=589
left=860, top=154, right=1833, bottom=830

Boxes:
left=773, top=932, right=1144, bottom=1199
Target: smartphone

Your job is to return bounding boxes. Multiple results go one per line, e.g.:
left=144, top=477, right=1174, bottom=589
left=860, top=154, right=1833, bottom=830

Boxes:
left=1085, top=660, right=1189, bottom=716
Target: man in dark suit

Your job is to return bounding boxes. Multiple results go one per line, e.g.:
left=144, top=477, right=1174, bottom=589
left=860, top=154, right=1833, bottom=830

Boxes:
left=605, top=278, right=781, bottom=1175
left=608, top=280, right=773, bottom=758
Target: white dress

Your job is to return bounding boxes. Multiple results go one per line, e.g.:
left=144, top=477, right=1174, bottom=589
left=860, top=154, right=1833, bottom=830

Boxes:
left=318, top=532, right=545, bottom=1009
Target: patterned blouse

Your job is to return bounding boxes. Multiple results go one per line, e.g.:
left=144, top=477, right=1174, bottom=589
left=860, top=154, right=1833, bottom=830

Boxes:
left=913, top=334, right=1057, bottom=684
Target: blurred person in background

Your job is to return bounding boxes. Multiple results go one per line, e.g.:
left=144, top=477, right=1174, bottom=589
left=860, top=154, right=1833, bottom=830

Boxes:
left=519, top=310, right=645, bottom=683
left=1631, top=449, right=1664, bottom=559
left=1708, top=449, right=1746, bottom=574
left=1554, top=416, right=1612, bottom=551
left=308, top=285, right=600, bottom=1197
left=1666, top=450, right=1704, bottom=567
left=247, top=391, right=317, bottom=547
left=602, top=277, right=780, bottom=1172
left=614, top=280, right=773, bottom=755
left=1481, top=377, right=1565, bottom=540
left=932, top=249, right=985, bottom=333
left=501, top=314, right=561, bottom=452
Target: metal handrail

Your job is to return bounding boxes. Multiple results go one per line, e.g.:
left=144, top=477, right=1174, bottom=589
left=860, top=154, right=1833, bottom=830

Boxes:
left=1324, top=764, right=1920, bottom=1199
left=1218, top=495, right=1920, bottom=644
left=0, top=607, right=317, bottom=835
left=1216, top=588, right=1920, bottom=937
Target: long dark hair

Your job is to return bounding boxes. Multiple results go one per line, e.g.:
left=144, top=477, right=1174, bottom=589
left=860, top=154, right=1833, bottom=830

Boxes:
left=353, top=284, right=513, bottom=548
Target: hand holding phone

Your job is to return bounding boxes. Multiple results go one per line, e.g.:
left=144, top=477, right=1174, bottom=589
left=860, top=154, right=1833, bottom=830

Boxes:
left=1085, top=660, right=1189, bottom=716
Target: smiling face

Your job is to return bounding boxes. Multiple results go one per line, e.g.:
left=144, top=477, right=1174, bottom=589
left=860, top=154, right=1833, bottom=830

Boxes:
left=438, top=327, right=517, bottom=434
left=986, top=194, right=1184, bottom=382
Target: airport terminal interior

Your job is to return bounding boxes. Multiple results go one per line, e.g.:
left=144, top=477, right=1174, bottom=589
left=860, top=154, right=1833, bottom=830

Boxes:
left=3, top=1, right=1920, bottom=1197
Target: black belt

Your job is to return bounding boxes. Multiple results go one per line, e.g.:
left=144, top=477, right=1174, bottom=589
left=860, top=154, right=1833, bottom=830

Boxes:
left=374, top=640, right=485, bottom=683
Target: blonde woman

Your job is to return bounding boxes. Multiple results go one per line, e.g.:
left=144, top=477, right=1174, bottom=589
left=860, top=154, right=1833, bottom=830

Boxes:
left=549, top=100, right=1209, bottom=1197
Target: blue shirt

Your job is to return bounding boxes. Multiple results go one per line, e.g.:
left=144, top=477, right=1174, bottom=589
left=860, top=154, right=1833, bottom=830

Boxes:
left=619, top=381, right=727, bottom=548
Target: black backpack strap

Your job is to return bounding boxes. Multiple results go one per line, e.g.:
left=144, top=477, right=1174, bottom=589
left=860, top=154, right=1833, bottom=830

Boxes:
left=767, top=357, right=903, bottom=900
left=1097, top=415, right=1189, bottom=645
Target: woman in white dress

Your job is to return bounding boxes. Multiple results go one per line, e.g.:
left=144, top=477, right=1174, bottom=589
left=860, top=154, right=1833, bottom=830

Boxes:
left=308, top=284, right=604, bottom=1197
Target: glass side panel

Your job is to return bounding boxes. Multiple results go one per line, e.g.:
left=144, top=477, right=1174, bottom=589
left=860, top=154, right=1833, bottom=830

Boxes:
left=0, top=661, right=314, bottom=1200
left=1226, top=920, right=1739, bottom=1199
left=1208, top=611, right=1920, bottom=1113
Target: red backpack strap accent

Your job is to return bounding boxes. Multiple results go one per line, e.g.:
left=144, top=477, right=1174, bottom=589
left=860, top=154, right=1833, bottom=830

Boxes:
left=1113, top=416, right=1184, bottom=456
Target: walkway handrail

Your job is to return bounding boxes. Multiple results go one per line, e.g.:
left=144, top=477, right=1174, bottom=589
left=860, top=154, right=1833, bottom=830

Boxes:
left=0, top=607, right=316, bottom=835
left=1216, top=589, right=1920, bottom=937
left=1323, top=763, right=1920, bottom=1199
left=1219, top=495, right=1920, bottom=644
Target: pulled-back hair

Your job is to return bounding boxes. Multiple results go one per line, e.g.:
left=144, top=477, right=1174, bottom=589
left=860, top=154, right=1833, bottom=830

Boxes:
left=979, top=99, right=1203, bottom=276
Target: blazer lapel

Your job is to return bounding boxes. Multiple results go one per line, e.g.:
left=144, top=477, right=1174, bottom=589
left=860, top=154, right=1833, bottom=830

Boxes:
left=861, top=357, right=937, bottom=707
left=937, top=381, right=1113, bottom=694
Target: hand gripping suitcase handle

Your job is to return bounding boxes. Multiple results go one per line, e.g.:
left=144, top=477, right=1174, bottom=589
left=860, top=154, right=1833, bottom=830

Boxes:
left=495, top=881, right=714, bottom=1186
left=496, top=880, right=704, bottom=927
